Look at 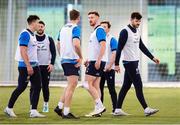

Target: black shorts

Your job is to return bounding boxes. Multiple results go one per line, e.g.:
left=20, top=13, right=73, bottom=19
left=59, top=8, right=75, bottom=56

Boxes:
left=61, top=63, right=80, bottom=76
left=85, top=61, right=106, bottom=77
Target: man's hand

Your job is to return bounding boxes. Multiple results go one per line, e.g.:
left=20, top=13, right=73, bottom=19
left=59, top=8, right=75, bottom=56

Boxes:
left=114, top=65, right=120, bottom=73
left=153, top=57, right=160, bottom=64
left=27, top=65, right=34, bottom=76
left=75, top=58, right=82, bottom=68
left=47, top=64, right=54, bottom=72
left=95, top=60, right=101, bottom=70
left=104, top=64, right=112, bottom=72
left=84, top=60, right=89, bottom=67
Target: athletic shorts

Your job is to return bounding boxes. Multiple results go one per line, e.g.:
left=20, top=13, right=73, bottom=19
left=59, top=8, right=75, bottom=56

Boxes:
left=85, top=61, right=106, bottom=77
left=61, top=63, right=80, bottom=76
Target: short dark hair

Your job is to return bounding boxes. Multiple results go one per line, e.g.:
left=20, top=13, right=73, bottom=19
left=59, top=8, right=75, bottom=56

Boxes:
left=88, top=11, right=100, bottom=17
left=39, top=20, right=45, bottom=26
left=100, top=21, right=111, bottom=28
left=27, top=15, right=40, bottom=24
left=131, top=12, right=142, bottom=20
left=70, top=9, right=80, bottom=20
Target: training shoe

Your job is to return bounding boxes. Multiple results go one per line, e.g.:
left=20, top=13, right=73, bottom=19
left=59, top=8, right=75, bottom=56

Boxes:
left=42, top=105, right=49, bottom=113
left=113, top=109, right=129, bottom=116
left=90, top=106, right=106, bottom=116
left=54, top=106, right=63, bottom=117
left=62, top=113, right=80, bottom=119
left=144, top=107, right=159, bottom=116
left=85, top=110, right=102, bottom=117
left=30, top=110, right=46, bottom=118
left=4, top=107, right=17, bottom=118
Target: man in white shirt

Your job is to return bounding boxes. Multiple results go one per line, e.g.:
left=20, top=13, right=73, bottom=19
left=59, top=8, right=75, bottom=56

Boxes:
left=54, top=9, right=82, bottom=119
left=35, top=20, right=56, bottom=112
left=4, top=15, right=45, bottom=118
left=83, top=11, right=107, bottom=117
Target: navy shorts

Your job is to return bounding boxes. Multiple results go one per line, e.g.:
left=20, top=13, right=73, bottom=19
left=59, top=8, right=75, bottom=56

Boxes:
left=61, top=63, right=80, bottom=76
left=85, top=61, right=106, bottom=77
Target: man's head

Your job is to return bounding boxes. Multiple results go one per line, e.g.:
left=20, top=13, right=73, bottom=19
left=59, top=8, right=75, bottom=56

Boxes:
left=27, top=15, right=40, bottom=31
left=37, top=21, right=45, bottom=35
left=100, top=21, right=111, bottom=34
left=88, top=11, right=100, bottom=27
left=70, top=9, right=80, bottom=23
left=130, top=12, right=142, bottom=28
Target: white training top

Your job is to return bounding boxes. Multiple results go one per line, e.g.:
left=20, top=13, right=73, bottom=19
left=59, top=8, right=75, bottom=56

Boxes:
left=106, top=34, right=117, bottom=69
left=15, top=29, right=38, bottom=62
left=121, top=26, right=141, bottom=61
left=59, top=23, right=79, bottom=60
left=87, top=26, right=108, bottom=62
left=37, top=34, right=51, bottom=65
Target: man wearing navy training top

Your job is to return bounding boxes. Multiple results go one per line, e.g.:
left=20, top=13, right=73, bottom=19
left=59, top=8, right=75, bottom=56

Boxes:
left=113, top=12, right=160, bottom=117
left=4, top=15, right=45, bottom=118
left=35, top=21, right=56, bottom=113
left=83, top=11, right=107, bottom=117
left=54, top=9, right=82, bottom=119
left=100, top=21, right=118, bottom=113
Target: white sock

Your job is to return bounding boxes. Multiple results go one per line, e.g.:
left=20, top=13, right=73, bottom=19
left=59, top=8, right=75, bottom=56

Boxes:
left=95, top=98, right=103, bottom=109
left=63, top=107, right=70, bottom=115
left=58, top=102, right=64, bottom=109
left=44, top=102, right=48, bottom=106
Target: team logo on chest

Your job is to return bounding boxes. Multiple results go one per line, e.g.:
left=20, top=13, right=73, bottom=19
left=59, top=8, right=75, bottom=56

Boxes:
left=37, top=42, right=47, bottom=51
left=133, top=34, right=139, bottom=43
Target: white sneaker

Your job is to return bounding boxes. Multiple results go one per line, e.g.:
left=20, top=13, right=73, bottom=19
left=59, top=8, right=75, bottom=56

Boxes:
left=30, top=110, right=46, bottom=118
left=85, top=110, right=102, bottom=117
left=4, top=107, right=17, bottom=118
left=90, top=106, right=106, bottom=116
left=144, top=107, right=159, bottom=116
left=113, top=109, right=129, bottom=116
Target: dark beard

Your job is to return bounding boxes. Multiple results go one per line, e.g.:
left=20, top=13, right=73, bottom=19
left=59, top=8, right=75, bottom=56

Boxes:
left=37, top=31, right=44, bottom=35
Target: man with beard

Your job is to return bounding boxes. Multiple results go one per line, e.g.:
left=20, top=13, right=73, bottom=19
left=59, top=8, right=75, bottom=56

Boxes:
left=35, top=20, right=56, bottom=112
left=83, top=11, right=107, bottom=117
left=114, top=12, right=160, bottom=116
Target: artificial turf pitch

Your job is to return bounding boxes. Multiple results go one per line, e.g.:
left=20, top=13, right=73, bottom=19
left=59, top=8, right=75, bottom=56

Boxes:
left=0, top=87, right=180, bottom=124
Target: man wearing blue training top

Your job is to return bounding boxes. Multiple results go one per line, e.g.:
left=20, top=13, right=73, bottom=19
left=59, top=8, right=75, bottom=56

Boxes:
left=100, top=21, right=118, bottom=114
left=4, top=15, right=45, bottom=118
left=83, top=11, right=107, bottom=117
left=54, top=9, right=82, bottom=119
left=114, top=12, right=160, bottom=116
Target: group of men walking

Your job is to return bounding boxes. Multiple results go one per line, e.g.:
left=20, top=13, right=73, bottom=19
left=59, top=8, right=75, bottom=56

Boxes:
left=4, top=9, right=160, bottom=119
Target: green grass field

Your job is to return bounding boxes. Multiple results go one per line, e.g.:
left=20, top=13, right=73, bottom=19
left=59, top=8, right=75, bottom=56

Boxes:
left=0, top=86, right=180, bottom=124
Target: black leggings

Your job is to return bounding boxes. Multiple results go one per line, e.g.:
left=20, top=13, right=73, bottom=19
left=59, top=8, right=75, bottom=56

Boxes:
left=100, top=69, right=117, bottom=112
left=8, top=66, right=41, bottom=109
left=116, top=61, right=148, bottom=109
left=39, top=65, right=50, bottom=102
left=30, top=65, right=50, bottom=103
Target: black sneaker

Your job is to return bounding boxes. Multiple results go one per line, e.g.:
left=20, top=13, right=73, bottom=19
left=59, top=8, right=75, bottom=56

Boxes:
left=62, top=113, right=80, bottom=119
left=54, top=106, right=63, bottom=117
